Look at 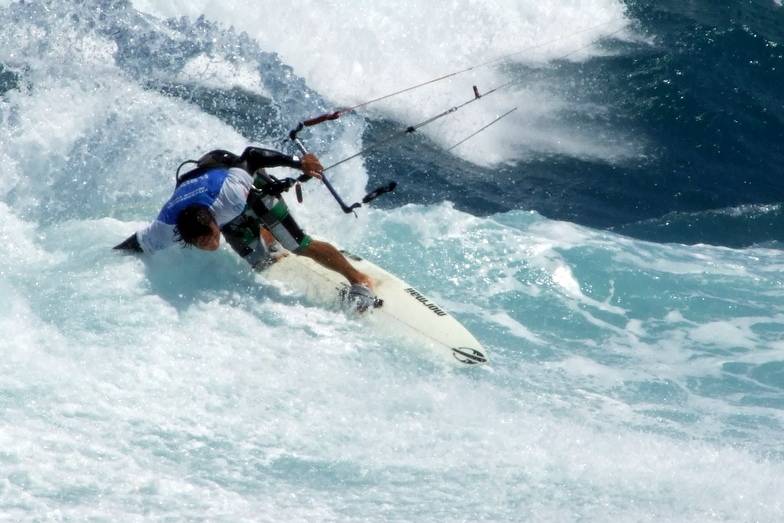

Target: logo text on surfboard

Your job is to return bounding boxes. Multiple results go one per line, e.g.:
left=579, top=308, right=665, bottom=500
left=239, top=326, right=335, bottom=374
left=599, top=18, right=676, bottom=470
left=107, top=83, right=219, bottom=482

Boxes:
left=404, top=288, right=448, bottom=317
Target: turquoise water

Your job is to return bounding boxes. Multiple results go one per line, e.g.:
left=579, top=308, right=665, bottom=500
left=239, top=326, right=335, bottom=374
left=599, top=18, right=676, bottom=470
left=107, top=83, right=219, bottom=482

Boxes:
left=1, top=0, right=783, bottom=520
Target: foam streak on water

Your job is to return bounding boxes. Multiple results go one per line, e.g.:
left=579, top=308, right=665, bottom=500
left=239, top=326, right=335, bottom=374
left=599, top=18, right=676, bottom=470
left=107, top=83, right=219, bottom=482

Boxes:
left=1, top=1, right=783, bottom=521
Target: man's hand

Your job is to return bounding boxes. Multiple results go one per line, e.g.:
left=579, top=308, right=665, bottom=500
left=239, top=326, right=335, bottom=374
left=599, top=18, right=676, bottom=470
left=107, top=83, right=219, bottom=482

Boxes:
left=300, top=154, right=323, bottom=180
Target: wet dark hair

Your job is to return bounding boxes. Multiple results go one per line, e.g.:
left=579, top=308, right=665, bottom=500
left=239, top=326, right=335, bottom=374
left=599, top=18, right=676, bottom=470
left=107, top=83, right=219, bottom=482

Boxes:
left=173, top=204, right=216, bottom=247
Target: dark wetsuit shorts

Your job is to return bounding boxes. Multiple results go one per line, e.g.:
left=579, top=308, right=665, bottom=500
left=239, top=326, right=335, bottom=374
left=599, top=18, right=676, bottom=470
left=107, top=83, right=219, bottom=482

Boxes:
left=220, top=171, right=312, bottom=265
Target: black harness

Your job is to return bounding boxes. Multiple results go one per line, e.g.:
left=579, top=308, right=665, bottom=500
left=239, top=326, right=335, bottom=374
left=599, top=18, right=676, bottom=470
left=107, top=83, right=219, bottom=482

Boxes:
left=175, top=149, right=298, bottom=198
left=175, top=150, right=240, bottom=187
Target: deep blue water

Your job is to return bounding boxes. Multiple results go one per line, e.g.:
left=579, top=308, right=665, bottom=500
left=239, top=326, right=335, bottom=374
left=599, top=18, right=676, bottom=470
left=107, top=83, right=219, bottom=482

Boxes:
left=365, top=0, right=784, bottom=247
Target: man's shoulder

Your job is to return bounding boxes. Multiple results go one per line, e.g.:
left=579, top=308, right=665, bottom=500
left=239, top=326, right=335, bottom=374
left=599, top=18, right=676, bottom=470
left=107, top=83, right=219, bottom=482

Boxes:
left=225, top=166, right=254, bottom=184
left=176, top=165, right=230, bottom=188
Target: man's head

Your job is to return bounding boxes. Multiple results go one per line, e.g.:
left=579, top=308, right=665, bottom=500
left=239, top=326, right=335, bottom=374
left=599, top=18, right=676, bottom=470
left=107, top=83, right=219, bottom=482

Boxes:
left=174, top=204, right=221, bottom=251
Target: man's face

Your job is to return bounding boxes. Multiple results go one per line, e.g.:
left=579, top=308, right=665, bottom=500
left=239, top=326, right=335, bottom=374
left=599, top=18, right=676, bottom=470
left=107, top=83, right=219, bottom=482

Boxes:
left=194, top=221, right=221, bottom=251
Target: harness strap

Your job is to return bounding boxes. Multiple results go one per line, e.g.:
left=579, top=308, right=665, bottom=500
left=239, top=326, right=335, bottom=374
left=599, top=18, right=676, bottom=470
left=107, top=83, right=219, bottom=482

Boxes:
left=175, top=149, right=241, bottom=187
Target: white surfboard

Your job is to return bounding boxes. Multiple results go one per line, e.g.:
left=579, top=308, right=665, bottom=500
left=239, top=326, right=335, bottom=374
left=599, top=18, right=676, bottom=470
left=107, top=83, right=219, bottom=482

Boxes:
left=261, top=249, right=489, bottom=366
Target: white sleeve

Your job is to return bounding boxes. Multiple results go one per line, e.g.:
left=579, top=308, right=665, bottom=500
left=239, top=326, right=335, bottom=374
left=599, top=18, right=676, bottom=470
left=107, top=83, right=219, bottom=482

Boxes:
left=211, top=167, right=254, bottom=226
left=136, top=219, right=177, bottom=253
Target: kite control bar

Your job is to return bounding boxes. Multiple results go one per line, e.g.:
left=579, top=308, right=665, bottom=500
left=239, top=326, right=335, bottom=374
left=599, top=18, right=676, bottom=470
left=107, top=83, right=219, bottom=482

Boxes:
left=288, top=123, right=397, bottom=215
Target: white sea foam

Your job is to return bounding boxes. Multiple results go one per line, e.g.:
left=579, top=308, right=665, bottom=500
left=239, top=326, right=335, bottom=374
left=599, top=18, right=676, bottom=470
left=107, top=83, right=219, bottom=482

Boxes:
left=130, top=0, right=635, bottom=166
left=2, top=1, right=784, bottom=520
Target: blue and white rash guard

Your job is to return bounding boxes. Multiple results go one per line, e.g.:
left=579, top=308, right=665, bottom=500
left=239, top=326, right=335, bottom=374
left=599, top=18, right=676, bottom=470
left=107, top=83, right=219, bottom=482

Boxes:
left=136, top=167, right=254, bottom=253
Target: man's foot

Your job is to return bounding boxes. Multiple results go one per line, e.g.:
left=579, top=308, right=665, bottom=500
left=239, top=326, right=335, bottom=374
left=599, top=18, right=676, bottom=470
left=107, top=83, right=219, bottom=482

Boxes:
left=339, top=284, right=382, bottom=313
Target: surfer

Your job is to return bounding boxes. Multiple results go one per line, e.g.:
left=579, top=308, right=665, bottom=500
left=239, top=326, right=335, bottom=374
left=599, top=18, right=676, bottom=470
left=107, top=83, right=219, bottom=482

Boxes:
left=114, top=146, right=376, bottom=307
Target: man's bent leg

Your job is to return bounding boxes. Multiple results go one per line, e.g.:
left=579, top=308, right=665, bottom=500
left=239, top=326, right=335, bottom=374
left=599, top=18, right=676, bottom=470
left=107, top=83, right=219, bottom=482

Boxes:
left=301, top=240, right=375, bottom=289
left=221, top=214, right=271, bottom=267
left=246, top=188, right=373, bottom=288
